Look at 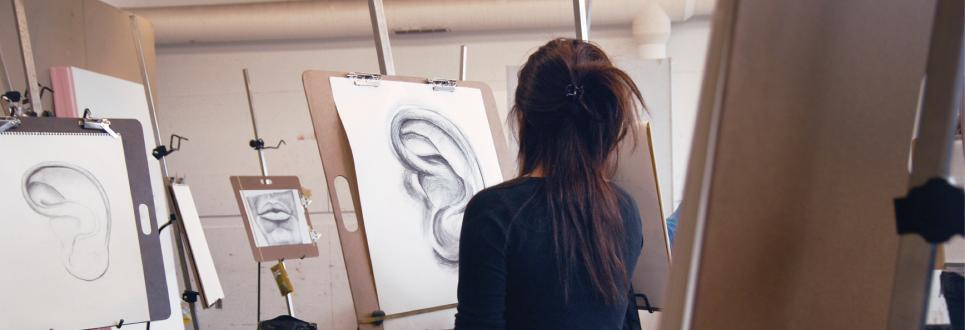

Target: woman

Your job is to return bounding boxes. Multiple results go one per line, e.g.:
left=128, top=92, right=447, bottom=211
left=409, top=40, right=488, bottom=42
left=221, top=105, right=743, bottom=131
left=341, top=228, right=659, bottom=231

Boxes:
left=455, top=38, right=646, bottom=329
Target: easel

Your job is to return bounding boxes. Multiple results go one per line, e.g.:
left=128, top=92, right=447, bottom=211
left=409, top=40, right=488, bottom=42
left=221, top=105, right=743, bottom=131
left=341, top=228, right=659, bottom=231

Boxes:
left=242, top=68, right=297, bottom=322
left=129, top=13, right=203, bottom=330
left=660, top=0, right=962, bottom=329
left=886, top=0, right=963, bottom=328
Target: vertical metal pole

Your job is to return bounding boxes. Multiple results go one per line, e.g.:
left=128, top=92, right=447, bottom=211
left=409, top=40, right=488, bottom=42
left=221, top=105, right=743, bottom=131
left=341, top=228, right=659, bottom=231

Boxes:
left=285, top=280, right=295, bottom=317
left=11, top=0, right=42, bottom=114
left=459, top=45, right=468, bottom=81
left=0, top=43, right=12, bottom=93
left=129, top=15, right=201, bottom=330
left=257, top=262, right=262, bottom=323
left=367, top=0, right=396, bottom=75
left=886, top=0, right=964, bottom=329
left=243, top=69, right=295, bottom=318
left=573, top=0, right=589, bottom=41
left=242, top=69, right=269, bottom=177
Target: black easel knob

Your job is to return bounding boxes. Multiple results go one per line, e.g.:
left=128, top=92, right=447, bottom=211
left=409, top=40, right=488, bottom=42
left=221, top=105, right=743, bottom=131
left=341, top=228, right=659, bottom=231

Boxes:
left=182, top=290, right=200, bottom=303
left=371, top=310, right=386, bottom=326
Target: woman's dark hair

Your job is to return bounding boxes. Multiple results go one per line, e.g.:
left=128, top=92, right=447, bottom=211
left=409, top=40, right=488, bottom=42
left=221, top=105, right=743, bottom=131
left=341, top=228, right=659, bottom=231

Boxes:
left=512, top=38, right=645, bottom=303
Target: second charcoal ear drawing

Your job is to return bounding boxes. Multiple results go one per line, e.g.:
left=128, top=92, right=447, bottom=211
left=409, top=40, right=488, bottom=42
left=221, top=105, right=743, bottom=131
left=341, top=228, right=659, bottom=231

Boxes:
left=22, top=162, right=112, bottom=281
left=390, top=105, right=486, bottom=266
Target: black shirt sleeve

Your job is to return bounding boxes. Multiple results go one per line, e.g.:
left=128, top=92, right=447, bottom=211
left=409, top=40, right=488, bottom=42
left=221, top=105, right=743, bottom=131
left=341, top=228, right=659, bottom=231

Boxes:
left=455, top=193, right=510, bottom=330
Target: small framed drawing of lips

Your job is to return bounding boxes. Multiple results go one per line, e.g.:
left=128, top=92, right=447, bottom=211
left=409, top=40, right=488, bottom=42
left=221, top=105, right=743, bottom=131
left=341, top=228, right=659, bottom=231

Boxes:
left=230, top=176, right=319, bottom=262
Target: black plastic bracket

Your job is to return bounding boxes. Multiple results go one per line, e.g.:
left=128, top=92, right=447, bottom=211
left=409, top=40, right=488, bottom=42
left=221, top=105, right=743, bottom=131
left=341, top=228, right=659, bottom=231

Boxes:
left=182, top=290, right=200, bottom=304
left=634, top=293, right=655, bottom=313
left=152, top=134, right=189, bottom=160
left=371, top=310, right=386, bottom=326
left=894, top=177, right=964, bottom=243
left=249, top=138, right=286, bottom=150
left=158, top=214, right=177, bottom=233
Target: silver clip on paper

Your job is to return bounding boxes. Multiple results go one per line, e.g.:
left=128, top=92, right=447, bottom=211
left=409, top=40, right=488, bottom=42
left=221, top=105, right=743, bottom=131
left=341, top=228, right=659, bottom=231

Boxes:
left=427, top=78, right=457, bottom=92
left=346, top=72, right=382, bottom=87
left=0, top=117, right=21, bottom=132
left=80, top=108, right=119, bottom=138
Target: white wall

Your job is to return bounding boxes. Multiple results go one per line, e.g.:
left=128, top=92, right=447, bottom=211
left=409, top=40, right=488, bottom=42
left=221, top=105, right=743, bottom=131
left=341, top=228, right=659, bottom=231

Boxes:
left=153, top=22, right=710, bottom=329
left=667, top=17, right=711, bottom=207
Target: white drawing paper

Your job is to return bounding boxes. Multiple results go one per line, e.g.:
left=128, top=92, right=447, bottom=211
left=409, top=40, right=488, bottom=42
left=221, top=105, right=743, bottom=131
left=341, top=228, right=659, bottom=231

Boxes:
left=171, top=184, right=225, bottom=307
left=0, top=133, right=151, bottom=329
left=240, top=189, right=312, bottom=247
left=331, top=77, right=504, bottom=314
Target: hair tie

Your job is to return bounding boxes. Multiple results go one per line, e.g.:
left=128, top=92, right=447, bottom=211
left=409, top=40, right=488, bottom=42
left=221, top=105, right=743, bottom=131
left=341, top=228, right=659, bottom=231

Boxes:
left=565, top=84, right=584, bottom=99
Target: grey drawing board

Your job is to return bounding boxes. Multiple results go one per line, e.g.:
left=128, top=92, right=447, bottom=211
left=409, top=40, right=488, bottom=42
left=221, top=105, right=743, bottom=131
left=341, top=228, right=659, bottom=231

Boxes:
left=0, top=117, right=170, bottom=328
left=302, top=71, right=514, bottom=329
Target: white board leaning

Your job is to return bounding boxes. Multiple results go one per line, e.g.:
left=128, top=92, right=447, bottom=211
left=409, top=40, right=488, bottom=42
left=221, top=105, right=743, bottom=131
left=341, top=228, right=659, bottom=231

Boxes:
left=331, top=77, right=504, bottom=315
left=171, top=184, right=225, bottom=308
left=0, top=133, right=151, bottom=329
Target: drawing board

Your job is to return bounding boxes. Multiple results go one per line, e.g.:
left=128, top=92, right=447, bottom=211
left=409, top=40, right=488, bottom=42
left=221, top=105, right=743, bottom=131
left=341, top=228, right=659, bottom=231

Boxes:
left=171, top=183, right=225, bottom=307
left=330, top=77, right=504, bottom=315
left=662, top=0, right=937, bottom=328
left=48, top=66, right=184, bottom=329
left=230, top=175, right=319, bottom=262
left=0, top=118, right=169, bottom=328
left=302, top=71, right=515, bottom=329
left=613, top=122, right=671, bottom=310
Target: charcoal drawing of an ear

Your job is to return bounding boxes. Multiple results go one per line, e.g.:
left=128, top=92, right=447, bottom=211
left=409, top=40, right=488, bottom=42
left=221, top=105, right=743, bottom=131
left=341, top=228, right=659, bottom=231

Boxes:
left=390, top=105, right=485, bottom=266
left=23, top=162, right=112, bottom=281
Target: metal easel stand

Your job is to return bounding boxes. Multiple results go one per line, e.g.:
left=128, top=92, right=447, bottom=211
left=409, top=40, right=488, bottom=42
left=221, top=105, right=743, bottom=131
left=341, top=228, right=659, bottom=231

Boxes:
left=242, top=69, right=295, bottom=324
left=573, top=0, right=591, bottom=41
left=129, top=14, right=202, bottom=330
left=887, top=1, right=965, bottom=329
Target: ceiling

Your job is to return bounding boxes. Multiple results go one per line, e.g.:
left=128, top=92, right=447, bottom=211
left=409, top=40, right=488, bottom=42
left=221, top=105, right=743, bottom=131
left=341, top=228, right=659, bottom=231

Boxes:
left=103, top=0, right=297, bottom=8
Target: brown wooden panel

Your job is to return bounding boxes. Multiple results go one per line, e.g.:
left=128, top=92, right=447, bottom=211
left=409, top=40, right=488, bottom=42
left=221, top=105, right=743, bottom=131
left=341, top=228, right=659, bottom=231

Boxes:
left=664, top=0, right=936, bottom=329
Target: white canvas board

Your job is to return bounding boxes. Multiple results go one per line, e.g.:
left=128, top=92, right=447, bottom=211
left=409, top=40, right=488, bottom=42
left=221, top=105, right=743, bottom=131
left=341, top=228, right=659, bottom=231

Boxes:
left=239, top=189, right=313, bottom=247
left=331, top=77, right=504, bottom=314
left=171, top=184, right=225, bottom=307
left=0, top=133, right=151, bottom=329
left=62, top=67, right=184, bottom=329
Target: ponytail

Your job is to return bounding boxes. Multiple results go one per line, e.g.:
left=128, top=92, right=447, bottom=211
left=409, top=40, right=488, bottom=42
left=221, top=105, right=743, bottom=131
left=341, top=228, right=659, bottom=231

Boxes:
left=512, top=38, right=645, bottom=303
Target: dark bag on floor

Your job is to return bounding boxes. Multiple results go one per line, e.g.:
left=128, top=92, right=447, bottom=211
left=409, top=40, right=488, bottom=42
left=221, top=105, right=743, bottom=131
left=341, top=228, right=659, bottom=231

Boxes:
left=257, top=315, right=317, bottom=330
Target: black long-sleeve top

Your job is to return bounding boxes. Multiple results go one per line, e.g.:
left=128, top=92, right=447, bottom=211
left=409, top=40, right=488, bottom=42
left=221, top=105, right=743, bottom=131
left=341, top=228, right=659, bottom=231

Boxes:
left=455, top=177, right=644, bottom=330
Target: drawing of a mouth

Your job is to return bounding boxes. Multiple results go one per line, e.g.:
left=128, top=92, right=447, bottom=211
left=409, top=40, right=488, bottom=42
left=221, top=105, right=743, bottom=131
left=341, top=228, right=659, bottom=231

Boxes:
left=257, top=204, right=292, bottom=222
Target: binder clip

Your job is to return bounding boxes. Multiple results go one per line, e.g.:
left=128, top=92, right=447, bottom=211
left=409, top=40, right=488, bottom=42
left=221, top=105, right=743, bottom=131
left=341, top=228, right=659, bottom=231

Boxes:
left=2, top=91, right=24, bottom=117
left=427, top=78, right=457, bottom=92
left=79, top=108, right=119, bottom=138
left=347, top=72, right=382, bottom=87
left=0, top=116, right=21, bottom=133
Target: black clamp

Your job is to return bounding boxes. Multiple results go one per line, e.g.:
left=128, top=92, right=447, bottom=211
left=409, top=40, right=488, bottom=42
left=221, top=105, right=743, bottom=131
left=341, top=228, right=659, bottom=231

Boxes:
left=894, top=177, right=964, bottom=243
left=182, top=290, right=200, bottom=304
left=249, top=138, right=286, bottom=150
left=634, top=293, right=655, bottom=313
left=116, top=318, right=125, bottom=328
left=153, top=134, right=189, bottom=160
left=370, top=310, right=386, bottom=326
